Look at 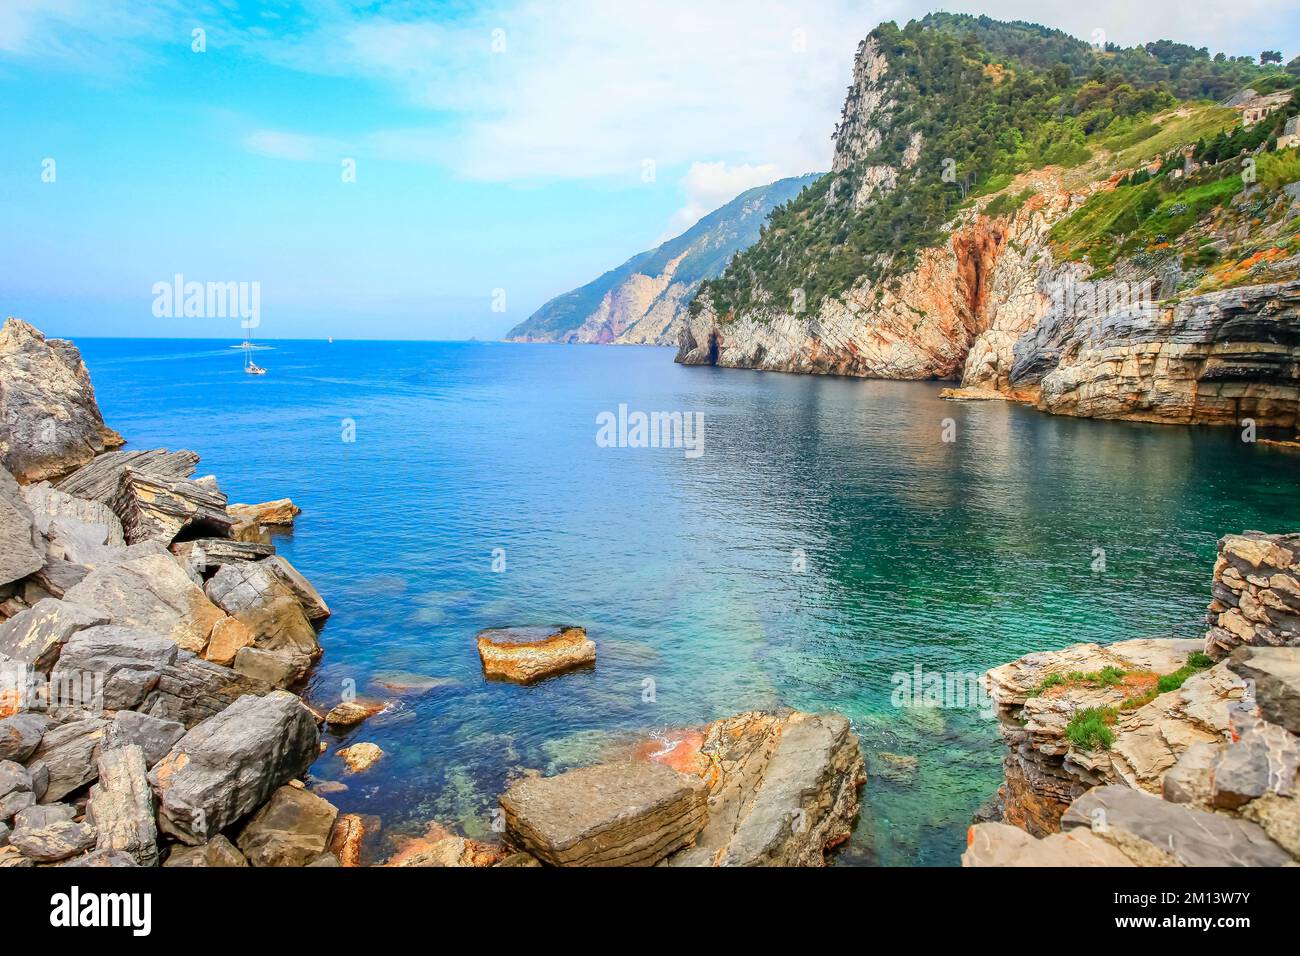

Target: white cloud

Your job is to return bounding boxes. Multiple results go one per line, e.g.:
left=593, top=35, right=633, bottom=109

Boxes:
left=244, top=129, right=331, bottom=162
left=664, top=161, right=785, bottom=238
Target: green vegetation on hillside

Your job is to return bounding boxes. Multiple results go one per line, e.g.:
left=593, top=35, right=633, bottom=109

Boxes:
left=694, top=13, right=1290, bottom=322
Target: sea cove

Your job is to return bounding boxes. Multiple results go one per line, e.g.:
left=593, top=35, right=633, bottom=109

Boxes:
left=71, top=336, right=1300, bottom=866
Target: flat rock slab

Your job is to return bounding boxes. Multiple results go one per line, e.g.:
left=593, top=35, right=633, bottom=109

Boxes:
left=171, top=538, right=275, bottom=573
left=963, top=821, right=1136, bottom=866
left=21, top=482, right=124, bottom=547
left=227, top=499, right=300, bottom=526
left=139, top=652, right=275, bottom=728
left=1062, top=784, right=1291, bottom=866
left=477, top=626, right=596, bottom=684
left=501, top=759, right=706, bottom=866
left=236, top=784, right=338, bottom=867
left=149, top=691, right=319, bottom=844
left=0, top=598, right=109, bottom=673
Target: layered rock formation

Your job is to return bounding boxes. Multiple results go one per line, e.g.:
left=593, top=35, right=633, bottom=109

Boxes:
left=506, top=174, right=820, bottom=346
left=973, top=532, right=1300, bottom=866
left=0, top=318, right=123, bottom=482
left=674, top=21, right=1300, bottom=430
left=0, top=320, right=345, bottom=869
left=476, top=625, right=596, bottom=683
left=497, top=709, right=866, bottom=867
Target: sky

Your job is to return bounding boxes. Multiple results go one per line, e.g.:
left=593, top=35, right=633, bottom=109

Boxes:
left=2, top=0, right=1299, bottom=341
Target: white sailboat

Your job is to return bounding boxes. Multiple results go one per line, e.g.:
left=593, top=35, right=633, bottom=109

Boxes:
left=241, top=328, right=267, bottom=375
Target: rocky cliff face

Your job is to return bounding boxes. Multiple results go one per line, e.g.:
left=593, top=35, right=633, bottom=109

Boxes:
left=0, top=319, right=123, bottom=483
left=507, top=174, right=819, bottom=346
left=677, top=22, right=1300, bottom=430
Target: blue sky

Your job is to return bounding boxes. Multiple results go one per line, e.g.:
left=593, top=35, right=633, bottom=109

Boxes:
left=3, top=0, right=1298, bottom=341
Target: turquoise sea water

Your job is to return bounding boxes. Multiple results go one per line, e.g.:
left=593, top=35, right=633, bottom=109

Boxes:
left=74, top=337, right=1300, bottom=866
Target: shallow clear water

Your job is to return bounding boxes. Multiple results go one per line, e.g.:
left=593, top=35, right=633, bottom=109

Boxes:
left=75, top=337, right=1300, bottom=865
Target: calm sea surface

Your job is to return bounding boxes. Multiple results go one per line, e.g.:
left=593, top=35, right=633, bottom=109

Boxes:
left=74, top=337, right=1300, bottom=865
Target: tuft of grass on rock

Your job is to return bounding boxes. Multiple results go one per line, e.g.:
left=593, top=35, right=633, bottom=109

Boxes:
left=1066, top=707, right=1117, bottom=751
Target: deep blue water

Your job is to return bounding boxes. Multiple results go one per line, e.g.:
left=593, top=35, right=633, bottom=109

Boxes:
left=74, top=337, right=1300, bottom=865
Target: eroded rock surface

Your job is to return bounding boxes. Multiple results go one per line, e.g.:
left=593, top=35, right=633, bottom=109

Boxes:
left=477, top=625, right=595, bottom=684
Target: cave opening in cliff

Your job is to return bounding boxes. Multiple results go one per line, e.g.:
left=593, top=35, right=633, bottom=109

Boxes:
left=707, top=331, right=720, bottom=366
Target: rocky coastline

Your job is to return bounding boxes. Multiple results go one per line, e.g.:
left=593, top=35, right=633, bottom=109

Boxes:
left=0, top=317, right=868, bottom=868
left=967, top=531, right=1300, bottom=865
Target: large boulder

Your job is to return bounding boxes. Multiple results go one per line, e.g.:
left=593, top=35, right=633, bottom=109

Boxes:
left=501, top=759, right=707, bottom=866
left=162, top=834, right=248, bottom=867
left=9, top=818, right=96, bottom=862
left=49, top=625, right=177, bottom=712
left=0, top=598, right=108, bottom=672
left=21, top=481, right=124, bottom=547
left=0, top=759, right=36, bottom=819
left=227, top=499, right=300, bottom=526
left=204, top=561, right=320, bottom=682
left=0, top=465, right=43, bottom=586
left=63, top=544, right=226, bottom=654
left=1228, top=646, right=1300, bottom=735
left=476, top=625, right=595, bottom=684
left=148, top=691, right=319, bottom=844
left=86, top=745, right=157, bottom=866
left=0, top=318, right=124, bottom=483
left=235, top=785, right=338, bottom=867
left=265, top=556, right=330, bottom=622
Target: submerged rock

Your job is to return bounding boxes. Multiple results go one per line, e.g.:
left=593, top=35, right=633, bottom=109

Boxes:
left=501, top=759, right=707, bottom=867
left=0, top=318, right=124, bottom=483
left=337, top=742, right=384, bottom=773
left=476, top=625, right=596, bottom=684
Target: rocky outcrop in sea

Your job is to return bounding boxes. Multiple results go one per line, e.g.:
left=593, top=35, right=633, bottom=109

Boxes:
left=968, top=530, right=1300, bottom=865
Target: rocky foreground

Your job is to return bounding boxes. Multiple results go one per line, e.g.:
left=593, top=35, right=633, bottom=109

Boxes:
left=1, top=318, right=868, bottom=868
left=966, top=531, right=1300, bottom=865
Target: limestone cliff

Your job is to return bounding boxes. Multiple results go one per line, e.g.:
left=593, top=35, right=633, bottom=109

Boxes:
left=506, top=174, right=819, bottom=346
left=677, top=15, right=1300, bottom=429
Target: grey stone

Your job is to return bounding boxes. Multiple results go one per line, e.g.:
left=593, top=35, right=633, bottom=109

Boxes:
left=0, top=846, right=34, bottom=867
left=139, top=651, right=275, bottom=727
left=0, top=319, right=124, bottom=483
left=24, top=717, right=108, bottom=803
left=15, top=802, right=76, bottom=830
left=171, top=538, right=275, bottom=574
left=21, top=481, right=125, bottom=548
left=9, top=818, right=96, bottom=862
left=0, top=463, right=45, bottom=587
left=1162, top=741, right=1220, bottom=805
left=236, top=785, right=338, bottom=867
left=1229, top=646, right=1300, bottom=735
left=205, top=562, right=320, bottom=680
left=232, top=646, right=301, bottom=689
left=32, top=557, right=89, bottom=599
left=0, top=713, right=49, bottom=762
left=265, top=555, right=330, bottom=621
left=107, top=710, right=185, bottom=767
left=111, top=470, right=234, bottom=545
left=1062, top=784, right=1291, bottom=866
left=86, top=745, right=157, bottom=866
left=63, top=546, right=227, bottom=655
left=50, top=625, right=178, bottom=712
left=0, top=820, right=7, bottom=846
left=59, top=848, right=138, bottom=867
left=55, top=448, right=198, bottom=505
left=0, top=597, right=108, bottom=672
left=162, top=834, right=248, bottom=867
left=1211, top=722, right=1299, bottom=810
left=148, top=691, right=319, bottom=844
left=501, top=759, right=707, bottom=867
left=0, top=759, right=35, bottom=820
